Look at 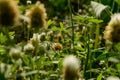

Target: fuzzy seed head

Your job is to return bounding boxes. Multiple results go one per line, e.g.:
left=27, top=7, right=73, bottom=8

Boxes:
left=62, top=55, right=81, bottom=80
left=25, top=1, right=47, bottom=30
left=104, top=13, right=120, bottom=44
left=0, top=0, right=19, bottom=26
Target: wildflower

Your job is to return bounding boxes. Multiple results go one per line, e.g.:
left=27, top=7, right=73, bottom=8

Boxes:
left=25, top=1, right=47, bottom=31
left=30, top=33, right=41, bottom=43
left=62, top=55, right=81, bottom=80
left=23, top=42, right=35, bottom=52
left=52, top=42, right=63, bottom=51
left=104, top=13, right=120, bottom=44
left=0, top=0, right=19, bottom=26
left=9, top=46, right=24, bottom=59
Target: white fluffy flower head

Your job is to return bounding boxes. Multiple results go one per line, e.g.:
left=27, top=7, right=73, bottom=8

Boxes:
left=62, top=55, right=81, bottom=80
left=63, top=55, right=80, bottom=72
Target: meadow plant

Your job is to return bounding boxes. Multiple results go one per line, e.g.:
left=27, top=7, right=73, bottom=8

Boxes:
left=0, top=0, right=119, bottom=79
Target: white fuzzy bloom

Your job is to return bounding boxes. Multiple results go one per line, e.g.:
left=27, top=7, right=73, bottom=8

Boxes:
left=63, top=55, right=80, bottom=72
left=27, top=0, right=32, bottom=5
left=107, top=76, right=120, bottom=80
left=62, top=55, right=81, bottom=80
left=24, top=43, right=35, bottom=51
left=30, top=33, right=41, bottom=42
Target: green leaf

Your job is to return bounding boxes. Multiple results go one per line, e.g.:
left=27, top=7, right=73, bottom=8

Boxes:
left=74, top=16, right=85, bottom=22
left=97, top=52, right=118, bottom=60
left=88, top=18, right=103, bottom=23
left=47, top=19, right=54, bottom=26
left=60, top=22, right=64, bottom=31
left=22, top=55, right=30, bottom=66
left=115, top=0, right=120, bottom=6
left=51, top=26, right=60, bottom=31
left=0, top=33, right=7, bottom=44
left=97, top=73, right=102, bottom=80
left=0, top=45, right=6, bottom=55
left=116, top=63, right=120, bottom=71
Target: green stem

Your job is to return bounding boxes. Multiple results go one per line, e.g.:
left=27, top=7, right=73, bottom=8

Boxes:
left=84, top=33, right=91, bottom=79
left=94, top=24, right=100, bottom=49
left=68, top=0, right=74, bottom=50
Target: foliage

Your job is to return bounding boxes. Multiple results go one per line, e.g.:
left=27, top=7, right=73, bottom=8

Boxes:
left=0, top=0, right=120, bottom=80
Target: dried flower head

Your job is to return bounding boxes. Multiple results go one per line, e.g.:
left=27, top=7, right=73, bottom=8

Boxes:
left=16, top=67, right=25, bottom=80
left=52, top=42, right=63, bottom=51
left=104, top=13, right=120, bottom=44
left=0, top=0, right=19, bottom=26
left=54, top=33, right=63, bottom=42
left=62, top=55, right=81, bottom=80
left=25, top=1, right=47, bottom=30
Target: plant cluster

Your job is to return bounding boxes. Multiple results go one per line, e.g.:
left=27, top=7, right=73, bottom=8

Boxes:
left=0, top=0, right=120, bottom=80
